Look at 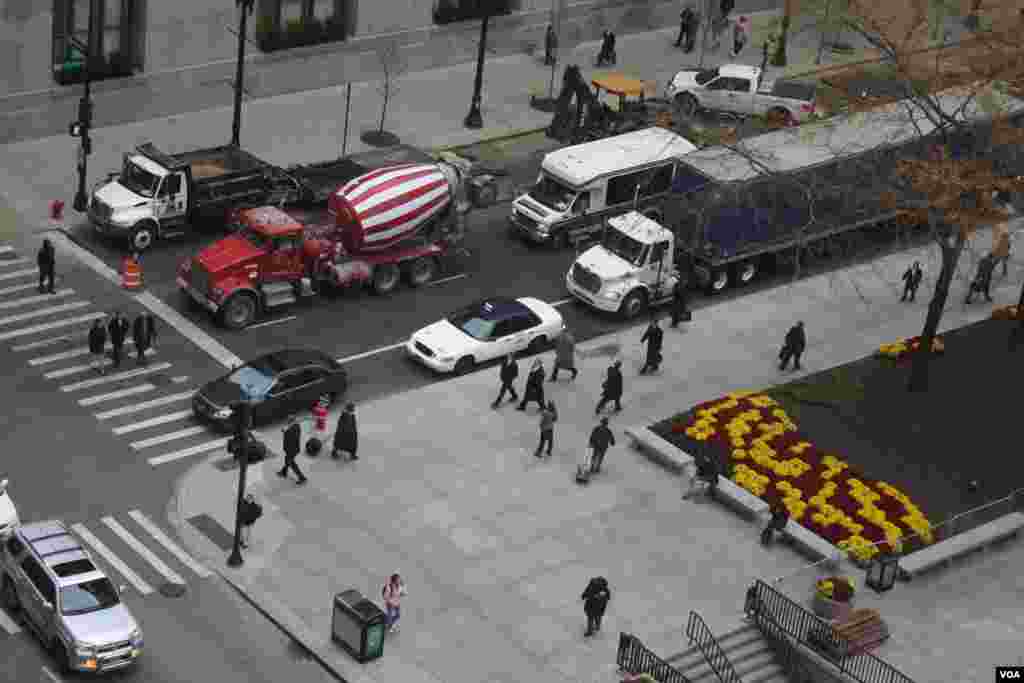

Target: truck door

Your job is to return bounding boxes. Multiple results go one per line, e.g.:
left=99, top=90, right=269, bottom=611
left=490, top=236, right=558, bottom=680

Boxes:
left=640, top=240, right=672, bottom=299
left=265, top=235, right=304, bottom=282
left=726, top=77, right=755, bottom=114
left=155, top=173, right=186, bottom=224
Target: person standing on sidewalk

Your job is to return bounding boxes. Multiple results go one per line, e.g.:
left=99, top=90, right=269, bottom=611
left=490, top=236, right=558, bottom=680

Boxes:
left=382, top=573, right=407, bottom=634
left=588, top=417, right=616, bottom=474
left=88, top=319, right=108, bottom=375
left=596, top=360, right=624, bottom=414
left=239, top=493, right=262, bottom=549
left=965, top=254, right=996, bottom=303
left=550, top=327, right=578, bottom=381
left=675, top=4, right=697, bottom=51
left=544, top=25, right=558, bottom=66
left=730, top=15, right=749, bottom=57
left=107, top=312, right=129, bottom=369
left=670, top=278, right=691, bottom=328
left=534, top=400, right=558, bottom=458
left=37, top=239, right=56, bottom=294
left=278, top=415, right=308, bottom=484
left=900, top=262, right=923, bottom=302
left=639, top=318, right=664, bottom=374
left=493, top=354, right=520, bottom=408
left=518, top=359, right=546, bottom=411
left=778, top=321, right=806, bottom=371
left=581, top=576, right=611, bottom=637
left=332, top=403, right=359, bottom=460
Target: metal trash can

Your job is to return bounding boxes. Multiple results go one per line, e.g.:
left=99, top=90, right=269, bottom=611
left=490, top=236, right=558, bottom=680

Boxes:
left=331, top=589, right=386, bottom=662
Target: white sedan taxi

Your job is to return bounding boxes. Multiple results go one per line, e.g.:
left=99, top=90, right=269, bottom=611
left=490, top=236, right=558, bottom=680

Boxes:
left=407, top=297, right=565, bottom=374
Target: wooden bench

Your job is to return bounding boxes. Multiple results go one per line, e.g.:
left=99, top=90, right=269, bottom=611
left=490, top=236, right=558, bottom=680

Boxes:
left=812, top=609, right=890, bottom=659
left=898, top=511, right=1024, bottom=580
left=782, top=520, right=843, bottom=563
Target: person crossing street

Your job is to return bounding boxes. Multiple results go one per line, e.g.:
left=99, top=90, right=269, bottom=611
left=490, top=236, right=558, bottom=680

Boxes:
left=493, top=354, right=520, bottom=408
left=37, top=239, right=56, bottom=294
left=550, top=327, right=578, bottom=381
left=88, top=319, right=107, bottom=375
left=107, top=312, right=129, bottom=369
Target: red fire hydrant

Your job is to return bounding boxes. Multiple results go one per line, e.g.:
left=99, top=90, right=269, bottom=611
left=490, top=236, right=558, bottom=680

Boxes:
left=49, top=199, right=65, bottom=221
left=312, top=396, right=329, bottom=433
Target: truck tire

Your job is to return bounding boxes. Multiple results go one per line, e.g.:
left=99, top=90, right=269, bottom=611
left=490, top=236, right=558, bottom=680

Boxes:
left=405, top=256, right=438, bottom=287
left=221, top=292, right=258, bottom=329
left=371, top=263, right=401, bottom=295
left=131, top=222, right=158, bottom=252
left=707, top=268, right=729, bottom=294
left=734, top=259, right=758, bottom=285
left=619, top=290, right=648, bottom=320
left=674, top=93, right=698, bottom=117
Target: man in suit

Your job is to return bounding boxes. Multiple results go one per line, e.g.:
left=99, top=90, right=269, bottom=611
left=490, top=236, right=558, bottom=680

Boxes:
left=278, top=414, right=307, bottom=484
left=639, top=318, right=664, bottom=374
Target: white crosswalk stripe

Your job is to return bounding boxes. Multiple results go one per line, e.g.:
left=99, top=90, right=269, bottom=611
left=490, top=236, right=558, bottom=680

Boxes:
left=101, top=517, right=185, bottom=586
left=128, top=510, right=212, bottom=578
left=0, top=257, right=29, bottom=267
left=72, top=523, right=154, bottom=596
left=60, top=362, right=172, bottom=392
left=112, top=409, right=192, bottom=435
left=44, top=349, right=155, bottom=379
left=0, top=290, right=73, bottom=310
left=147, top=437, right=231, bottom=467
left=0, top=606, right=21, bottom=635
left=29, top=339, right=136, bottom=366
left=130, top=425, right=207, bottom=450
left=78, top=383, right=156, bottom=406
left=0, top=281, right=43, bottom=296
left=0, top=312, right=105, bottom=341
left=95, top=390, right=194, bottom=419
left=0, top=267, right=36, bottom=281
left=0, top=300, right=90, bottom=326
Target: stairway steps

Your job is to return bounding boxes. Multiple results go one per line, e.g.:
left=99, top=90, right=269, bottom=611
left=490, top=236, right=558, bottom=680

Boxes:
left=744, top=663, right=790, bottom=683
left=666, top=622, right=760, bottom=664
left=677, top=642, right=779, bottom=681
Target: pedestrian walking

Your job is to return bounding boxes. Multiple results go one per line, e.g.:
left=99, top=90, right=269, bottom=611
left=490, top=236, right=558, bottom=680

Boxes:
left=381, top=573, right=407, bottom=634
left=145, top=313, right=157, bottom=351
left=37, top=239, right=56, bottom=294
left=675, top=4, right=697, bottom=51
left=534, top=400, right=558, bottom=458
left=595, top=360, right=624, bottom=414
left=760, top=502, right=790, bottom=546
left=517, top=359, right=546, bottom=411
left=332, top=403, right=358, bottom=460
left=107, top=312, right=129, bottom=369
left=596, top=30, right=616, bottom=66
left=670, top=278, right=691, bottom=328
left=131, top=314, right=149, bottom=365
left=639, top=318, right=664, bottom=374
left=278, top=415, right=307, bottom=484
left=88, top=319, right=107, bottom=375
left=492, top=354, right=520, bottom=408
left=778, top=321, right=806, bottom=372
left=239, top=493, right=262, bottom=549
left=900, top=261, right=923, bottom=302
left=581, top=577, right=611, bottom=637
left=588, top=417, right=616, bottom=474
left=710, top=9, right=728, bottom=51
left=550, top=328, right=578, bottom=381
left=965, top=253, right=996, bottom=303
left=544, top=24, right=558, bottom=66
left=730, top=15, right=749, bottom=57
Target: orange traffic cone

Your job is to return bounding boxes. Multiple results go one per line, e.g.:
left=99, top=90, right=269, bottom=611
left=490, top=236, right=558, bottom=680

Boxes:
left=122, top=255, right=143, bottom=290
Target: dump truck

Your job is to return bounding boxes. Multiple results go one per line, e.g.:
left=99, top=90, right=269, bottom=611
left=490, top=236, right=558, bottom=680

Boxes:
left=178, top=161, right=471, bottom=329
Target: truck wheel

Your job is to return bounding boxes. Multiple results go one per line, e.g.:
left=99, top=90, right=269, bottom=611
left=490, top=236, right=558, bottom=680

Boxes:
left=221, top=293, right=258, bottom=329
left=675, top=93, right=698, bottom=117
left=453, top=356, right=476, bottom=375
left=735, top=260, right=758, bottom=285
left=131, top=222, right=157, bottom=252
left=619, top=290, right=648, bottom=320
left=405, top=256, right=438, bottom=287
left=707, top=268, right=729, bottom=294
left=371, top=264, right=401, bottom=295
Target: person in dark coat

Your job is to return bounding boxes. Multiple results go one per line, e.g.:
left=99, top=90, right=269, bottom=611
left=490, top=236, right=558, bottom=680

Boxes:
left=675, top=4, right=697, bottom=51
left=588, top=417, right=616, bottom=474
left=550, top=328, right=578, bottom=381
left=278, top=414, right=307, bottom=484
left=670, top=279, right=690, bottom=328
left=639, top=318, right=664, bottom=374
left=517, top=359, right=546, bottom=411
left=900, top=262, right=923, bottom=302
left=332, top=403, right=358, bottom=460
left=493, top=354, right=520, bottom=408
left=544, top=24, right=558, bottom=66
left=595, top=360, right=623, bottom=413
left=132, top=314, right=150, bottom=365
left=145, top=314, right=157, bottom=350
left=965, top=254, right=996, bottom=303
left=239, top=493, right=262, bottom=548
left=581, top=577, right=611, bottom=637
left=778, top=321, right=806, bottom=371
left=107, top=312, right=129, bottom=369
left=534, top=400, right=558, bottom=458
left=88, top=319, right=108, bottom=375
left=596, top=30, right=616, bottom=66
left=761, top=502, right=790, bottom=546
left=37, top=239, right=56, bottom=294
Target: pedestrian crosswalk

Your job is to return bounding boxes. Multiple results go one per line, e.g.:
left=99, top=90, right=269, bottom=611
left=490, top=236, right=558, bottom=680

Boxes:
left=0, top=508, right=213, bottom=635
left=0, top=243, right=233, bottom=468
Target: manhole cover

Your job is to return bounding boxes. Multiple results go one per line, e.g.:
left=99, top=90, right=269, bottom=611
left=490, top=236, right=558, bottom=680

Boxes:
left=159, top=582, right=187, bottom=598
left=149, top=373, right=171, bottom=387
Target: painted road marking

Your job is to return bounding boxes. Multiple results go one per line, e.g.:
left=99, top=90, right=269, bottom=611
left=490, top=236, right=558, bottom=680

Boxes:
left=426, top=273, right=469, bottom=287
left=95, top=391, right=194, bottom=420
left=101, top=517, right=185, bottom=586
left=0, top=606, right=21, bottom=635
left=0, top=267, right=36, bottom=281
left=13, top=333, right=75, bottom=351
left=0, top=257, right=28, bottom=267
left=71, top=523, right=153, bottom=596
left=130, top=425, right=207, bottom=450
left=0, top=282, right=42, bottom=296
left=147, top=437, right=231, bottom=467
left=247, top=315, right=297, bottom=329
left=0, top=312, right=105, bottom=341
left=128, top=510, right=212, bottom=578
left=29, top=339, right=136, bottom=366
left=0, top=289, right=74, bottom=311
left=60, top=362, right=172, bottom=392
left=551, top=297, right=573, bottom=307
left=0, top=300, right=90, bottom=326
left=77, top=384, right=156, bottom=406
left=44, top=349, right=155, bottom=379
left=337, top=341, right=406, bottom=365
left=113, top=409, right=192, bottom=435
left=0, top=246, right=12, bottom=254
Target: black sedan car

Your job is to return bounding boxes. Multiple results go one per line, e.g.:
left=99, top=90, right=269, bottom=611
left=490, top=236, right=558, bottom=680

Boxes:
left=193, top=349, right=347, bottom=430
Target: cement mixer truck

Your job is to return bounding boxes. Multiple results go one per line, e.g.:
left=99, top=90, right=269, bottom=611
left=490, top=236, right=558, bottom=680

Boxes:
left=177, top=161, right=472, bottom=329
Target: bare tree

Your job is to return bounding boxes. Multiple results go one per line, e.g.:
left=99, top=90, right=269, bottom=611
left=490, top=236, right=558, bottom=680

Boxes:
left=362, top=40, right=406, bottom=146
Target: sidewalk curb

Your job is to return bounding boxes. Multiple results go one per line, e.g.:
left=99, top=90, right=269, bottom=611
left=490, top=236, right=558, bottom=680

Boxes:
left=431, top=126, right=547, bottom=154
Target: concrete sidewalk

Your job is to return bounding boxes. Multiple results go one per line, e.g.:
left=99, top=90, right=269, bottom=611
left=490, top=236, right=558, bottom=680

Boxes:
left=169, top=215, right=1024, bottom=683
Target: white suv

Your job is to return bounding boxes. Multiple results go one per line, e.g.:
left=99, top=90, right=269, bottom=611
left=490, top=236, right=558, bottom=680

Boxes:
left=1, top=520, right=143, bottom=673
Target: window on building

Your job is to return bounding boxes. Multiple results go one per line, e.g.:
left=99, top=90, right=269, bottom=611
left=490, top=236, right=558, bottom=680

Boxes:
left=433, top=0, right=516, bottom=25
left=52, top=0, right=138, bottom=86
left=255, top=0, right=350, bottom=52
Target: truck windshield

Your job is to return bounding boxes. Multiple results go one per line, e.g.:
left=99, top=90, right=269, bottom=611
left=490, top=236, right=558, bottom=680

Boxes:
left=120, top=160, right=160, bottom=198
left=528, top=175, right=578, bottom=213
left=60, top=578, right=120, bottom=616
left=694, top=69, right=719, bottom=86
left=601, top=229, right=648, bottom=266
left=239, top=227, right=273, bottom=251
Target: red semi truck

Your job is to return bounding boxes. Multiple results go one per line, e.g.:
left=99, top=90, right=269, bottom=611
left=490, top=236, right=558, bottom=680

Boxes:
left=177, top=162, right=469, bottom=329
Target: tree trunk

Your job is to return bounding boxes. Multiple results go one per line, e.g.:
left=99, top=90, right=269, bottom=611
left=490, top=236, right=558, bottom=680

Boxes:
left=771, top=0, right=792, bottom=67
left=907, top=230, right=965, bottom=392
left=379, top=72, right=390, bottom=133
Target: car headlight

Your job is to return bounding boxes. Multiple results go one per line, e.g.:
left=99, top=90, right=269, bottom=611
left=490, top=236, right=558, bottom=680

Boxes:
left=602, top=288, right=625, bottom=300
left=213, top=407, right=233, bottom=420
left=436, top=354, right=455, bottom=363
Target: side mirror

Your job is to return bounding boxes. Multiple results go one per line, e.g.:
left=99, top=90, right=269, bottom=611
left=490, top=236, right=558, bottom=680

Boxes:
left=0, top=479, right=7, bottom=495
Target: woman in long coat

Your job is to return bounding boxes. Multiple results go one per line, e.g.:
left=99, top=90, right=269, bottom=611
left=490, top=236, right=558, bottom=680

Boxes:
left=517, top=359, right=546, bottom=411
left=332, top=403, right=358, bottom=460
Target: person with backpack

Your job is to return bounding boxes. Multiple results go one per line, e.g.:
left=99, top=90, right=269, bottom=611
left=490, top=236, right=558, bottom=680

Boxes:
left=382, top=573, right=407, bottom=634
left=239, top=493, right=262, bottom=549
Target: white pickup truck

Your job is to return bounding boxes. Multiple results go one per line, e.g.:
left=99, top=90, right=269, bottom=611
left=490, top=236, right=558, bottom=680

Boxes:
left=665, top=64, right=818, bottom=125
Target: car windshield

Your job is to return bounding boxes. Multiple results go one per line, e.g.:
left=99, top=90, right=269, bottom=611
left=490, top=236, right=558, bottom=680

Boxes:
left=120, top=160, right=160, bottom=198
left=226, top=363, right=276, bottom=398
left=239, top=227, right=272, bottom=251
left=694, top=68, right=720, bottom=86
left=60, top=578, right=120, bottom=616
left=528, top=174, right=578, bottom=213
left=601, top=229, right=648, bottom=266
left=447, top=309, right=498, bottom=340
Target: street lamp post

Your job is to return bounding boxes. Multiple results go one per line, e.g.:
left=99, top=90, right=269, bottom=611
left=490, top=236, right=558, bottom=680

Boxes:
left=226, top=400, right=252, bottom=567
left=464, top=2, right=494, bottom=130
left=71, top=1, right=100, bottom=214
left=232, top=0, right=255, bottom=147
